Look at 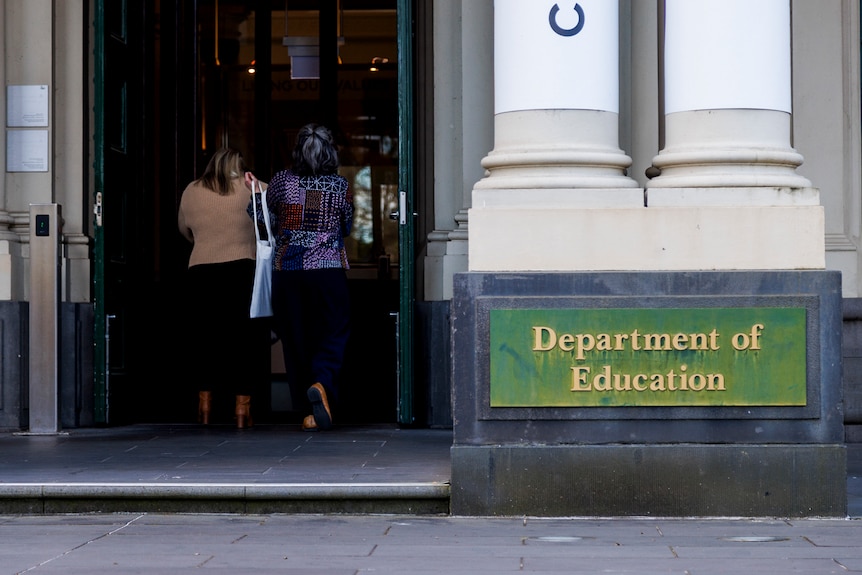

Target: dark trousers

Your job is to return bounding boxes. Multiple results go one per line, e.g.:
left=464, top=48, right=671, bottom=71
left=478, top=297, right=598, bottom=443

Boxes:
left=185, top=259, right=271, bottom=421
left=271, top=268, right=350, bottom=408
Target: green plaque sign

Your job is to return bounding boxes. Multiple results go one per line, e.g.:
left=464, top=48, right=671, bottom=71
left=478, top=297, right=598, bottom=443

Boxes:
left=489, top=307, right=806, bottom=407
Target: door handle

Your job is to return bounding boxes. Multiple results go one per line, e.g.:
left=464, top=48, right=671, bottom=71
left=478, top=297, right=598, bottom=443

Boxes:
left=389, top=190, right=416, bottom=225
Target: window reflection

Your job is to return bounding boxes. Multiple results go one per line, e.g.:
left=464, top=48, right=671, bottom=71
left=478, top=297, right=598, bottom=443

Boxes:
left=342, top=166, right=399, bottom=268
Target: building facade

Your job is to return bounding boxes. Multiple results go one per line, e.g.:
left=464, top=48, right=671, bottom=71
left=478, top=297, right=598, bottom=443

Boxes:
left=0, top=0, right=860, bottom=447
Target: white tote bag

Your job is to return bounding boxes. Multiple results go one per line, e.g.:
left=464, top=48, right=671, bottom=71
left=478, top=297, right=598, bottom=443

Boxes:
left=249, top=180, right=274, bottom=318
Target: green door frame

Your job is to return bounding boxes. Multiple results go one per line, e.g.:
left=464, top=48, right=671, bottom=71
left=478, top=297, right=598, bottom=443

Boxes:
left=92, top=0, right=107, bottom=424
left=397, top=0, right=416, bottom=425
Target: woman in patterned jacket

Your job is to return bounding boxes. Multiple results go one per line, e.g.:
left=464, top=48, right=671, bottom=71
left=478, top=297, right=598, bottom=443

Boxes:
left=247, top=124, right=354, bottom=431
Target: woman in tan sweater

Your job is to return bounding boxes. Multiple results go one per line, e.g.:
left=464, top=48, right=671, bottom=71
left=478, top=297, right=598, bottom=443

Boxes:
left=177, top=148, right=270, bottom=428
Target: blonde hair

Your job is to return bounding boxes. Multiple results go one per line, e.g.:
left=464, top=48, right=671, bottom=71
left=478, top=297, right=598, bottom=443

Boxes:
left=198, top=148, right=245, bottom=195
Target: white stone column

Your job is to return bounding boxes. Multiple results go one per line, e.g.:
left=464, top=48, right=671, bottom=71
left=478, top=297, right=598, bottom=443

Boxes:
left=425, top=0, right=492, bottom=301
left=0, top=0, right=5, bottom=180
left=470, top=0, right=824, bottom=273
left=638, top=0, right=825, bottom=271
left=2, top=0, right=52, bottom=301
left=54, top=0, right=90, bottom=302
left=0, top=0, right=14, bottom=252
left=476, top=0, right=636, bottom=190
left=470, top=0, right=642, bottom=271
left=648, top=0, right=810, bottom=189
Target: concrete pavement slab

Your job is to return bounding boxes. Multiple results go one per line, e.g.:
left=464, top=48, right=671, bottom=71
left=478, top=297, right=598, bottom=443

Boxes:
left=3, top=514, right=861, bottom=575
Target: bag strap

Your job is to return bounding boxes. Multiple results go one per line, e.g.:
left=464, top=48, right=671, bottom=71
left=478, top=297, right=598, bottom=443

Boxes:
left=251, top=180, right=273, bottom=242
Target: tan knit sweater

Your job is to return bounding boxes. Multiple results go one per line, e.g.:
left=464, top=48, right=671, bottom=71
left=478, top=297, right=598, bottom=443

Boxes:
left=177, top=178, right=257, bottom=267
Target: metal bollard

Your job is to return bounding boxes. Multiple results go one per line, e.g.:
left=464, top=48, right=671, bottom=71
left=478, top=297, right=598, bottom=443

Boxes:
left=28, top=203, right=62, bottom=434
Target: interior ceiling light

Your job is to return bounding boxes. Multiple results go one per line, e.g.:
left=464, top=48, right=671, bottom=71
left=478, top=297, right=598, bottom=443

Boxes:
left=370, top=57, right=389, bottom=72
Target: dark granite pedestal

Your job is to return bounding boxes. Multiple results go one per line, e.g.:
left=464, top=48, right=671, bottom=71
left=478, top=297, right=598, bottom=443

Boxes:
left=450, top=271, right=846, bottom=517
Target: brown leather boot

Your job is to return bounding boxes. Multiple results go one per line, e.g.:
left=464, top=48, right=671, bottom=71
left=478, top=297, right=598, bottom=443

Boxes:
left=235, top=395, right=253, bottom=429
left=198, top=391, right=212, bottom=424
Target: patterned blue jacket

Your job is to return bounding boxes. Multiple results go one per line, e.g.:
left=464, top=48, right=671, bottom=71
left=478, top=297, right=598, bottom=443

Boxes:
left=250, top=169, right=354, bottom=271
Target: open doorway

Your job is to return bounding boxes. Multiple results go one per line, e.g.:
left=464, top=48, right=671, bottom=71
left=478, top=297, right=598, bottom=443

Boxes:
left=97, top=0, right=407, bottom=426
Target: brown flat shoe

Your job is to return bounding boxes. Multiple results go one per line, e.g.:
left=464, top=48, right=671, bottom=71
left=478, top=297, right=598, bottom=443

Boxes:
left=307, top=383, right=333, bottom=430
left=301, top=414, right=318, bottom=432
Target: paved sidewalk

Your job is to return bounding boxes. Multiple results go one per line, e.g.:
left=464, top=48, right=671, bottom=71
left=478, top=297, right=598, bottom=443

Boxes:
left=1, top=513, right=861, bottom=574
left=0, top=425, right=860, bottom=573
